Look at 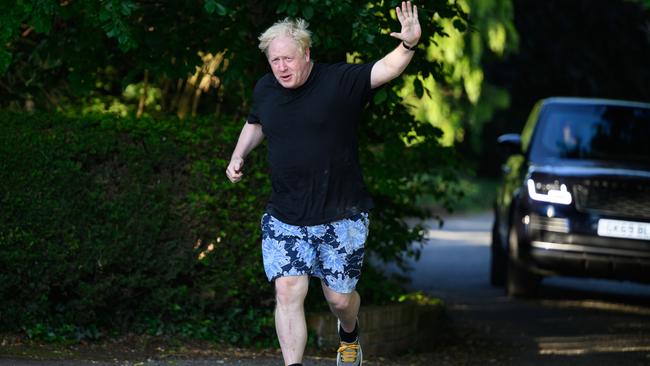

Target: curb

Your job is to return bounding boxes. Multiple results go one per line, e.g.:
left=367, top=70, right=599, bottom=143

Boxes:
left=306, top=302, right=445, bottom=357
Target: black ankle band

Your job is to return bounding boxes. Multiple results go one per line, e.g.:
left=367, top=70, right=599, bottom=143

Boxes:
left=339, top=321, right=358, bottom=343
left=288, top=364, right=302, bottom=366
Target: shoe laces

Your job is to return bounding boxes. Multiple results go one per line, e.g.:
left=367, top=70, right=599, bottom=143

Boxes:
left=337, top=341, right=360, bottom=363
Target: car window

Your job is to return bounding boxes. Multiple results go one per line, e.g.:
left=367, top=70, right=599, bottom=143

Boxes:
left=529, top=104, right=650, bottom=166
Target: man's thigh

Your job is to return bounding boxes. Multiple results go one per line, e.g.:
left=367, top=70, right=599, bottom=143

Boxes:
left=261, top=213, right=318, bottom=282
left=312, top=212, right=369, bottom=294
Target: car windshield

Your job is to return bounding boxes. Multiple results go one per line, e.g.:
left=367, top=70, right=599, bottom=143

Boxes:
left=529, top=103, right=650, bottom=167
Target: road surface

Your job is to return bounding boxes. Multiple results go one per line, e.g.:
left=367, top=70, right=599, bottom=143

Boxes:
left=385, top=211, right=650, bottom=365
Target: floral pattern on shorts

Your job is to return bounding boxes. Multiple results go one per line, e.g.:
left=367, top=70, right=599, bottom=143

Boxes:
left=261, top=212, right=369, bottom=294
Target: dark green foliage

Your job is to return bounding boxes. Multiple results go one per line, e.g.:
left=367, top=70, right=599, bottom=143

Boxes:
left=0, top=1, right=467, bottom=113
left=0, top=112, right=275, bottom=343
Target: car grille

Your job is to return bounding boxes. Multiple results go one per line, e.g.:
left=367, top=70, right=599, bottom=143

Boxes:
left=574, top=179, right=650, bottom=220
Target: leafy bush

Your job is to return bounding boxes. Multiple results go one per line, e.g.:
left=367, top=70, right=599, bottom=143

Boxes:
left=0, top=112, right=274, bottom=343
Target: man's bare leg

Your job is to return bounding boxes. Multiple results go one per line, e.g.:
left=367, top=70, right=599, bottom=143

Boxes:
left=321, top=281, right=360, bottom=333
left=275, top=275, right=309, bottom=365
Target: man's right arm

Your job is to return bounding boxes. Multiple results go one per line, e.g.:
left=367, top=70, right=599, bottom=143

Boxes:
left=226, top=122, right=265, bottom=183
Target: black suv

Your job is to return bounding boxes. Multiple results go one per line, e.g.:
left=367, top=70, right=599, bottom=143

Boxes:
left=492, top=97, right=650, bottom=297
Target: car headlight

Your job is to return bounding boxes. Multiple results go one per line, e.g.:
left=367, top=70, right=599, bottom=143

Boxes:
left=527, top=179, right=572, bottom=205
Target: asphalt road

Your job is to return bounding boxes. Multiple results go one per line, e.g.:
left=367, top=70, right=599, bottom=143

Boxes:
left=385, top=211, right=650, bottom=366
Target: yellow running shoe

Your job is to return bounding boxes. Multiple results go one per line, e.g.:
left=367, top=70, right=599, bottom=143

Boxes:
left=337, top=320, right=362, bottom=365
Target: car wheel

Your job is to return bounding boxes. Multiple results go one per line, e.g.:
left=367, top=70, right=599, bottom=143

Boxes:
left=490, top=220, right=506, bottom=287
left=506, top=224, right=540, bottom=298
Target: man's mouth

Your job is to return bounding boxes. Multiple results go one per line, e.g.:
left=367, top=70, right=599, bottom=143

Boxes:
left=280, top=74, right=292, bottom=82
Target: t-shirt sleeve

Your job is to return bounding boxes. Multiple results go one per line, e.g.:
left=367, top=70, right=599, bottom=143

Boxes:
left=246, top=76, right=266, bottom=124
left=247, top=104, right=260, bottom=124
left=332, top=61, right=377, bottom=105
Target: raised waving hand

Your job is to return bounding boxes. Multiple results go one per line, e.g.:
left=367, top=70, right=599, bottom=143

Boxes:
left=389, top=1, right=421, bottom=48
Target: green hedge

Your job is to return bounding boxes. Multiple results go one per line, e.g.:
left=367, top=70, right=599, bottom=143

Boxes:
left=0, top=112, right=277, bottom=344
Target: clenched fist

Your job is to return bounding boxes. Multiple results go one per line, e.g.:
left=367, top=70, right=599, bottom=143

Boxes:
left=226, top=156, right=245, bottom=183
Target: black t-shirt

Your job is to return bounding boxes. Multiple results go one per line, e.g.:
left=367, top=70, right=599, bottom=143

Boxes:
left=247, top=62, right=375, bottom=226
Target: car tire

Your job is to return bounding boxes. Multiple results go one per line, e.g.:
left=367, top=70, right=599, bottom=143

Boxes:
left=490, top=220, right=507, bottom=287
left=506, top=224, right=540, bottom=298
left=506, top=258, right=540, bottom=298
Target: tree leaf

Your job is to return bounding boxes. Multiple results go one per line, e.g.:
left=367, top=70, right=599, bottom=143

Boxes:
left=414, top=78, right=423, bottom=99
left=120, top=1, right=137, bottom=16
left=373, top=88, right=387, bottom=105
left=204, top=0, right=218, bottom=14
left=302, top=6, right=314, bottom=20
left=453, top=18, right=467, bottom=32
left=287, top=2, right=298, bottom=16
left=216, top=3, right=228, bottom=16
left=276, top=2, right=288, bottom=14
left=0, top=49, right=12, bottom=74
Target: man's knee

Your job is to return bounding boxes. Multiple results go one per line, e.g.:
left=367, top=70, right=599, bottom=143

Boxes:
left=325, top=291, right=354, bottom=312
left=275, top=276, right=308, bottom=307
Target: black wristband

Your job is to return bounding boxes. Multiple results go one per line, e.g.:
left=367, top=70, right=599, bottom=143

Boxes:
left=402, top=41, right=416, bottom=51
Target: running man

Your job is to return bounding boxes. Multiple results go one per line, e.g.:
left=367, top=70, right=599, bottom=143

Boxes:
left=226, top=2, right=421, bottom=365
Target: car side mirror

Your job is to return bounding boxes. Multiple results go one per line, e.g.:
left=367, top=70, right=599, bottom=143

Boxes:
left=497, top=133, right=522, bottom=156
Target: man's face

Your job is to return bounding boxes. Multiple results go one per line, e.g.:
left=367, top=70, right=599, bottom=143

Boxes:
left=267, top=36, right=311, bottom=89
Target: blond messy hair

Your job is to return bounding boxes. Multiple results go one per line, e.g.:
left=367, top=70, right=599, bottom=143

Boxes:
left=258, top=18, right=312, bottom=56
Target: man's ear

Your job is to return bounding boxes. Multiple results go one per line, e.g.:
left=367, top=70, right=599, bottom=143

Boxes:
left=305, top=48, right=310, bottom=62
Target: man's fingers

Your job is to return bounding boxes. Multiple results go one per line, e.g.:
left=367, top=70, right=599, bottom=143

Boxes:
left=401, top=1, right=411, bottom=19
left=226, top=158, right=245, bottom=183
left=396, top=2, right=418, bottom=26
left=227, top=170, right=242, bottom=183
left=389, top=32, right=402, bottom=40
left=395, top=6, right=404, bottom=23
left=230, top=158, right=244, bottom=172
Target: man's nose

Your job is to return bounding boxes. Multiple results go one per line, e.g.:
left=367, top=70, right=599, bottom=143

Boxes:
left=278, top=60, right=288, bottom=70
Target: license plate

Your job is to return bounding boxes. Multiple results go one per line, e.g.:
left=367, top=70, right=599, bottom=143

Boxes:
left=597, top=219, right=650, bottom=241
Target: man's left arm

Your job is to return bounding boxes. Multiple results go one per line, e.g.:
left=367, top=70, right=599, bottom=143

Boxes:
left=370, top=1, right=421, bottom=89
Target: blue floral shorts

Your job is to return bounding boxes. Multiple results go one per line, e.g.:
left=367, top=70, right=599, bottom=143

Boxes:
left=261, top=212, right=370, bottom=294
